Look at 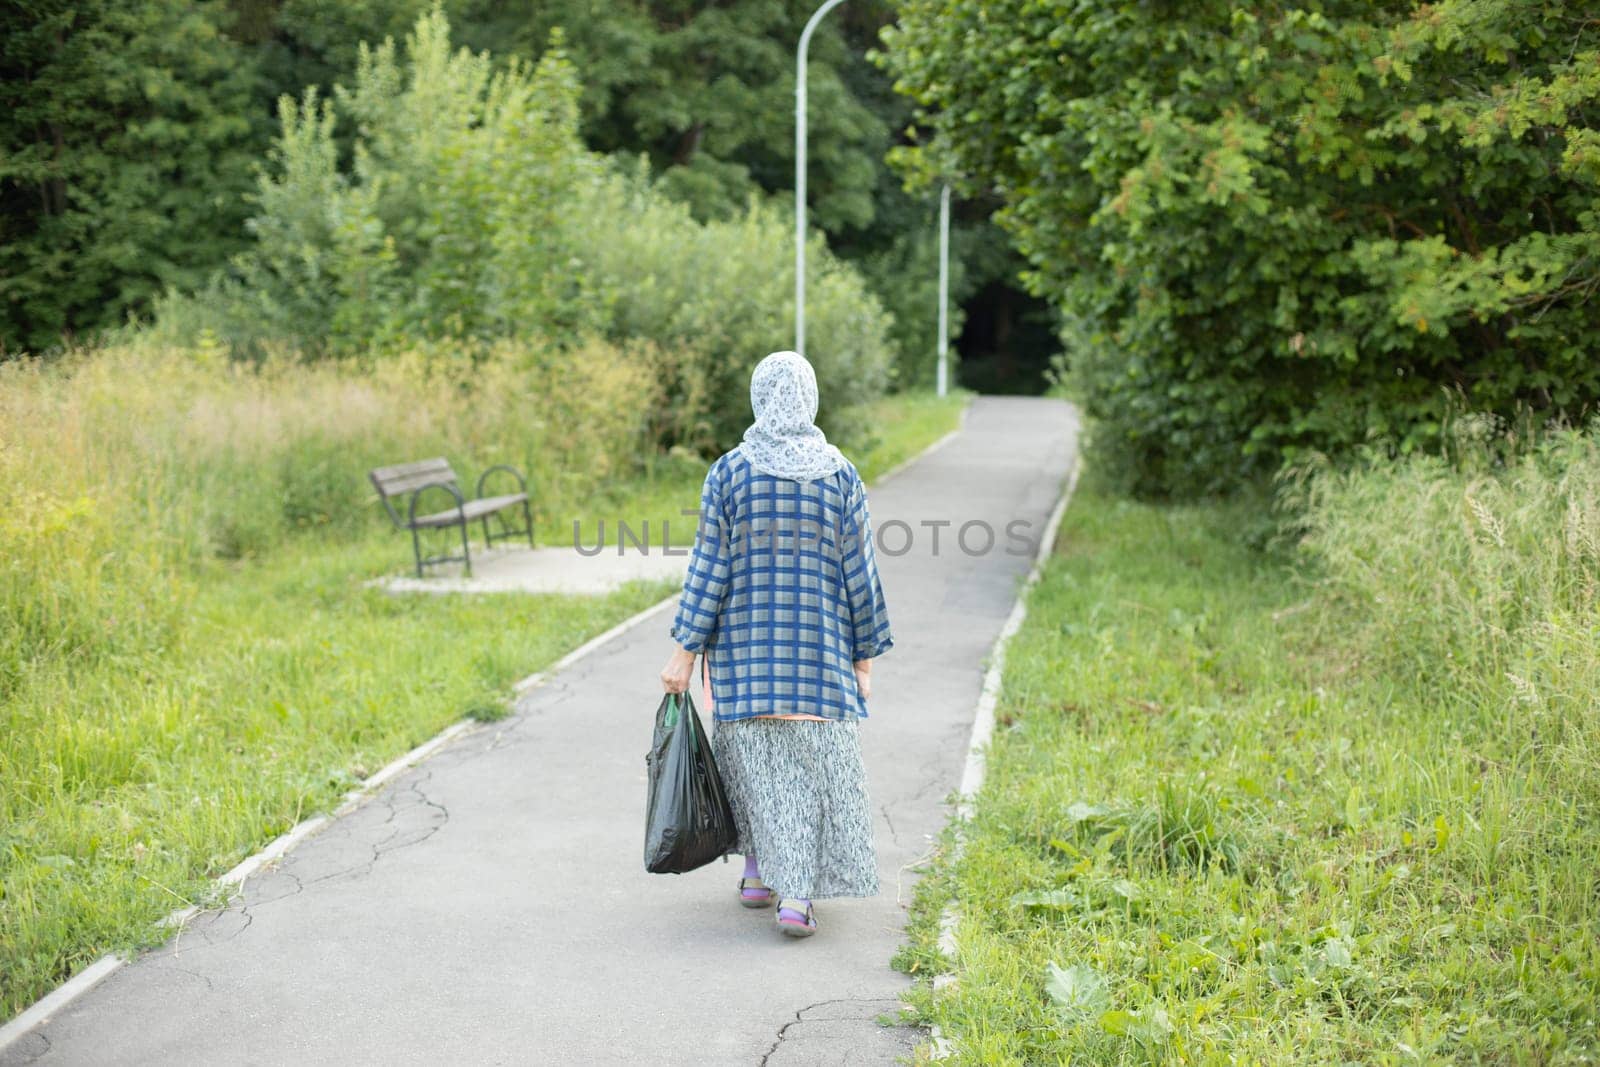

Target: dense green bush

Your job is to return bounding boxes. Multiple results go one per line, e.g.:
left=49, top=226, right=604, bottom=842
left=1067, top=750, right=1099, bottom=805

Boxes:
left=568, top=166, right=893, bottom=450
left=158, top=9, right=894, bottom=454
left=159, top=12, right=593, bottom=355
left=445, top=0, right=994, bottom=385
left=882, top=1, right=1600, bottom=495
left=1, top=1, right=938, bottom=357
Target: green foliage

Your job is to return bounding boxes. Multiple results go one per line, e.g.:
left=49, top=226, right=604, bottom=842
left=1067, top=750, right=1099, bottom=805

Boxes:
left=0, top=0, right=261, bottom=352
left=1291, top=416, right=1600, bottom=735
left=447, top=0, right=1001, bottom=384
left=451, top=0, right=893, bottom=233
left=881, top=1, right=1600, bottom=494
left=217, top=11, right=592, bottom=353
left=2, top=0, right=1000, bottom=385
left=859, top=226, right=950, bottom=389
left=567, top=166, right=894, bottom=450
left=0, top=336, right=661, bottom=678
left=901, top=454, right=1600, bottom=1061
left=176, top=9, right=894, bottom=455
left=228, top=0, right=434, bottom=107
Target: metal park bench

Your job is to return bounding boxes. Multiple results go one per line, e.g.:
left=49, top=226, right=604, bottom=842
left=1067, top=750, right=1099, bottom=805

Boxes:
left=369, top=458, right=533, bottom=577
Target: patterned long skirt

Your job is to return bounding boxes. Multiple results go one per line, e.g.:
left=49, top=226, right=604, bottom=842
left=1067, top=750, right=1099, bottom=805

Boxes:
left=710, top=717, right=881, bottom=901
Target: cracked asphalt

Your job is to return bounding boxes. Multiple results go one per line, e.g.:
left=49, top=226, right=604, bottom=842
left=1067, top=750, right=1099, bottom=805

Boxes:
left=2, top=396, right=1077, bottom=1067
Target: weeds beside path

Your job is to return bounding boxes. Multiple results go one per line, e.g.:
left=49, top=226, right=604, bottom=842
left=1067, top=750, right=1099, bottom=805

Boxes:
left=900, top=461, right=1600, bottom=1064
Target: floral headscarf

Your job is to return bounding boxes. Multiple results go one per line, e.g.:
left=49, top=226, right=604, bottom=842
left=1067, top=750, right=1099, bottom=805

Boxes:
left=738, top=351, right=847, bottom=482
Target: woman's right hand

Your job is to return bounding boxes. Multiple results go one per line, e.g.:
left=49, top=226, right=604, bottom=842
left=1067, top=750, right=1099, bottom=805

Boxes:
left=660, top=646, right=696, bottom=694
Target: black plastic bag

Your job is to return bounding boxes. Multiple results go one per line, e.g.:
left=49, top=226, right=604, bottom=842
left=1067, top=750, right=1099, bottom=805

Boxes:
left=643, top=689, right=738, bottom=874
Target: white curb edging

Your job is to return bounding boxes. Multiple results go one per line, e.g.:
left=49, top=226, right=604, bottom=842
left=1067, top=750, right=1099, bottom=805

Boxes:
left=0, top=955, right=124, bottom=1054
left=0, top=716, right=493, bottom=1055
left=511, top=595, right=679, bottom=695
left=0, top=398, right=972, bottom=1055
left=925, top=448, right=1083, bottom=1060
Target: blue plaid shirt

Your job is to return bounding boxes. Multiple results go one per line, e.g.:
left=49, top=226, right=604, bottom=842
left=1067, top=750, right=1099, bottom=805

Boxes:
left=669, top=447, right=894, bottom=722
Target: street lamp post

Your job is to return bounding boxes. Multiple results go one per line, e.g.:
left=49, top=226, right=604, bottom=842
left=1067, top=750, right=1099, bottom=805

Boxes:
left=794, top=0, right=848, bottom=357
left=937, top=183, right=951, bottom=397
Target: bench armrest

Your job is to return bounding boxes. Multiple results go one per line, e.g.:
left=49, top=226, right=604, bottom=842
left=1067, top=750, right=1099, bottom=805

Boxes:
left=369, top=472, right=408, bottom=530
left=407, top=480, right=467, bottom=528
left=476, top=464, right=528, bottom=499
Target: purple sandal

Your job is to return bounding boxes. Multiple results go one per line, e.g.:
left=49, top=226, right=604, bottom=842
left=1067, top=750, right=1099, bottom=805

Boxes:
left=739, top=877, right=775, bottom=908
left=776, top=899, right=816, bottom=937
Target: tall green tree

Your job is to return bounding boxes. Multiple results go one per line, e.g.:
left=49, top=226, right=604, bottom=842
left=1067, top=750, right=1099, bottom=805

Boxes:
left=0, top=0, right=1019, bottom=379
left=450, top=0, right=889, bottom=230
left=447, top=0, right=1016, bottom=387
left=882, top=1, right=1600, bottom=493
left=222, top=0, right=434, bottom=135
left=0, top=0, right=261, bottom=353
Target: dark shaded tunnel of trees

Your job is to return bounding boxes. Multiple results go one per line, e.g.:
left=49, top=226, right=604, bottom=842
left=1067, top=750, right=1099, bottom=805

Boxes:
left=955, top=281, right=1057, bottom=395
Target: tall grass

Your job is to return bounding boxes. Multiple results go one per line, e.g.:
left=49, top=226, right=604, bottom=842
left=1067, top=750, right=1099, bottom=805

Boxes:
left=899, top=429, right=1600, bottom=1064
left=2, top=337, right=649, bottom=644
left=1299, top=423, right=1600, bottom=725
left=1294, top=426, right=1600, bottom=963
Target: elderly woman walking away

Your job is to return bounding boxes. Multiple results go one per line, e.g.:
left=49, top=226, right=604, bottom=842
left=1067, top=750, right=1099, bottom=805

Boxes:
left=659, top=350, right=893, bottom=939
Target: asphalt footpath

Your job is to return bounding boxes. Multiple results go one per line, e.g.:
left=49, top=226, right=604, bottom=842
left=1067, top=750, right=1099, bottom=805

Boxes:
left=2, top=395, right=1079, bottom=1067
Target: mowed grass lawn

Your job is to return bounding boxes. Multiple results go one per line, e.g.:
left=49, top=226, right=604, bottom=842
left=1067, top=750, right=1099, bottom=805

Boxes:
left=899, top=458, right=1600, bottom=1065
left=0, top=384, right=965, bottom=1023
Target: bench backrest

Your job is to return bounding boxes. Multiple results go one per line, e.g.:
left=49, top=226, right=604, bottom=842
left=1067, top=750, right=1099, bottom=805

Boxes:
left=369, top=458, right=459, bottom=525
left=370, top=458, right=459, bottom=497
